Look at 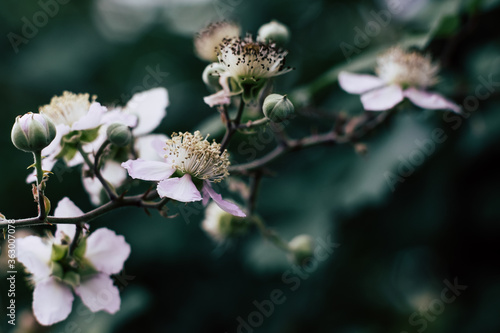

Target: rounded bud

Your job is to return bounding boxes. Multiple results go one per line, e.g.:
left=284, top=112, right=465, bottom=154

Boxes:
left=202, top=62, right=227, bottom=91
left=11, top=112, right=56, bottom=153
left=106, top=123, right=132, bottom=147
left=288, top=234, right=314, bottom=265
left=257, top=20, right=290, bottom=46
left=263, top=94, right=295, bottom=122
left=202, top=202, right=248, bottom=241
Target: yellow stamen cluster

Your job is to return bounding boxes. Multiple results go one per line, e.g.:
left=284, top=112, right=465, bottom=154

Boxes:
left=376, top=47, right=439, bottom=88
left=40, top=91, right=95, bottom=127
left=165, top=131, right=230, bottom=182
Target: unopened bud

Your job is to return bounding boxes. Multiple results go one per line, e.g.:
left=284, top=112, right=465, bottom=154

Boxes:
left=107, top=123, right=132, bottom=147
left=202, top=63, right=227, bottom=90
left=263, top=94, right=295, bottom=122
left=257, top=20, right=290, bottom=46
left=288, top=234, right=314, bottom=265
left=202, top=202, right=248, bottom=241
left=11, top=112, right=56, bottom=153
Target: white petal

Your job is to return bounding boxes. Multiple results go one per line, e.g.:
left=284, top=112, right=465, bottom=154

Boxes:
left=43, top=124, right=70, bottom=156
left=16, top=236, right=52, bottom=281
left=101, top=108, right=138, bottom=128
left=85, top=228, right=131, bottom=275
left=54, top=197, right=84, bottom=217
left=72, top=102, right=106, bottom=131
left=338, top=71, right=385, bottom=94
left=126, top=88, right=169, bottom=136
left=33, top=277, right=74, bottom=326
left=121, top=158, right=175, bottom=181
left=404, top=87, right=462, bottom=113
left=75, top=273, right=120, bottom=314
left=157, top=174, right=202, bottom=202
left=135, top=134, right=169, bottom=161
left=203, top=182, right=246, bottom=217
left=361, top=85, right=404, bottom=111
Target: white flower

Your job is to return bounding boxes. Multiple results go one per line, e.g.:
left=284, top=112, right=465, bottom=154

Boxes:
left=121, top=131, right=245, bottom=217
left=82, top=88, right=169, bottom=205
left=16, top=197, right=130, bottom=326
left=204, top=35, right=293, bottom=107
left=338, top=47, right=461, bottom=113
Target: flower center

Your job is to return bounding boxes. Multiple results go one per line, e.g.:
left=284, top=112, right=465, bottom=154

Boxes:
left=40, top=91, right=93, bottom=127
left=375, top=47, right=439, bottom=89
left=218, top=35, right=292, bottom=81
left=165, top=131, right=230, bottom=182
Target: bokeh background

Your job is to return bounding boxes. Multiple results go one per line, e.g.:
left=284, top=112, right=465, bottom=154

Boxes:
left=1, top=0, right=500, bottom=332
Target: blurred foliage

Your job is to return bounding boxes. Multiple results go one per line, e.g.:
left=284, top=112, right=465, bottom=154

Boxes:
left=1, top=0, right=500, bottom=332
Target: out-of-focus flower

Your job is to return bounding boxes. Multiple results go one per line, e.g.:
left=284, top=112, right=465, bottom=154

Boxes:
left=339, top=47, right=461, bottom=113
left=122, top=131, right=245, bottom=217
left=257, top=20, right=290, bottom=46
left=194, top=21, right=241, bottom=62
left=288, top=234, right=315, bottom=265
left=11, top=112, right=56, bottom=153
left=204, top=35, right=293, bottom=106
left=16, top=197, right=130, bottom=326
left=202, top=201, right=248, bottom=241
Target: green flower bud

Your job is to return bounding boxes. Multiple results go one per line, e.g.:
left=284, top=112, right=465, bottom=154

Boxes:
left=51, top=243, right=68, bottom=262
left=257, top=20, right=290, bottom=46
left=11, top=112, right=56, bottom=153
left=202, top=202, right=248, bottom=241
left=106, top=123, right=132, bottom=147
left=202, top=63, right=227, bottom=91
left=263, top=94, right=295, bottom=122
left=63, top=271, right=81, bottom=288
left=288, top=234, right=314, bottom=266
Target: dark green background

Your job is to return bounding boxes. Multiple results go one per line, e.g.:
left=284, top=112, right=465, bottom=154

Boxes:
left=1, top=0, right=500, bottom=332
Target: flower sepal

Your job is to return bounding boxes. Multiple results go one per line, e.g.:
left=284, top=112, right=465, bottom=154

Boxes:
left=50, top=261, right=64, bottom=279
left=62, top=271, right=80, bottom=288
left=51, top=243, right=69, bottom=262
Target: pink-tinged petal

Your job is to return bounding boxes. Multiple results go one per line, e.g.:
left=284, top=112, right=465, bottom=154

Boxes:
left=33, top=277, right=74, bottom=326
left=85, top=228, right=131, bottom=275
left=134, top=134, right=168, bottom=161
left=17, top=236, right=52, bottom=281
left=404, top=87, right=462, bottom=114
left=157, top=174, right=202, bottom=202
left=121, top=159, right=175, bottom=181
left=338, top=71, right=385, bottom=94
left=203, top=181, right=246, bottom=217
left=126, top=88, right=169, bottom=136
left=202, top=185, right=210, bottom=206
left=361, top=85, right=404, bottom=111
left=72, top=102, right=106, bottom=131
left=75, top=273, right=120, bottom=314
left=204, top=90, right=231, bottom=107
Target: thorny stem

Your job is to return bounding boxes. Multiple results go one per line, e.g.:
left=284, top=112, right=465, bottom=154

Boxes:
left=0, top=191, right=165, bottom=229
left=33, top=151, right=46, bottom=220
